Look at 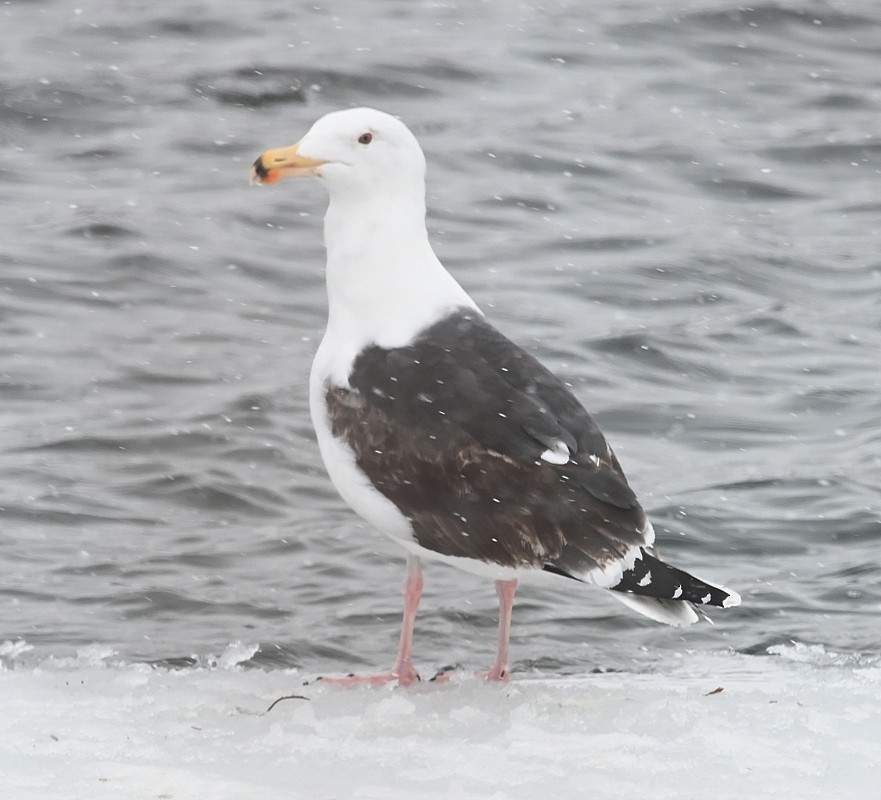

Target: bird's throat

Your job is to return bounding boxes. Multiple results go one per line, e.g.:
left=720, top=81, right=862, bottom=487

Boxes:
left=322, top=197, right=476, bottom=351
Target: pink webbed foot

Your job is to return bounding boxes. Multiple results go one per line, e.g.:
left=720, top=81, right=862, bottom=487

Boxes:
left=428, top=665, right=510, bottom=683
left=477, top=664, right=511, bottom=682
left=317, top=665, right=421, bottom=688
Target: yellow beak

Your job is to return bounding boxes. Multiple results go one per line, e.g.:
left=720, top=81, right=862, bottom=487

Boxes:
left=249, top=142, right=327, bottom=185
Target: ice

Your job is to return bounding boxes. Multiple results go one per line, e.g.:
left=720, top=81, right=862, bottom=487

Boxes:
left=215, top=640, right=261, bottom=670
left=1, top=643, right=878, bottom=799
left=0, top=639, right=33, bottom=667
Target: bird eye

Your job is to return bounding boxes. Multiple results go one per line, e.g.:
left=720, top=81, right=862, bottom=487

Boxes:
left=358, top=132, right=373, bottom=145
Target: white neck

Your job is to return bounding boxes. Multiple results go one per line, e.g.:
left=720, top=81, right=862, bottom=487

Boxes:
left=321, top=187, right=479, bottom=353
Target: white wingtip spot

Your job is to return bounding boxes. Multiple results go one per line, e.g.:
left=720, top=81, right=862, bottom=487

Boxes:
left=637, top=571, right=652, bottom=587
left=540, top=440, right=570, bottom=465
left=722, top=588, right=742, bottom=608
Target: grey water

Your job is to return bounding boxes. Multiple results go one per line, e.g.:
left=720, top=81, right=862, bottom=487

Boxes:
left=1, top=0, right=879, bottom=676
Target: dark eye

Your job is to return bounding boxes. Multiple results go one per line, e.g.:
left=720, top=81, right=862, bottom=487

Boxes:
left=358, top=132, right=373, bottom=145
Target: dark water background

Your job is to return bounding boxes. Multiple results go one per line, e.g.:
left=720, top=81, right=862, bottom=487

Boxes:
left=2, top=0, right=879, bottom=675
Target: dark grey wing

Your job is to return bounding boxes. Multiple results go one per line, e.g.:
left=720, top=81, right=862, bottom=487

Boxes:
left=327, top=310, right=652, bottom=580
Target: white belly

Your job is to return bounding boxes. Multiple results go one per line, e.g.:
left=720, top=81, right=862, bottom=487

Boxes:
left=309, top=339, right=414, bottom=545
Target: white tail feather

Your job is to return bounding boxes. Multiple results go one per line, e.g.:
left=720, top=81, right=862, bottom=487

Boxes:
left=610, top=592, right=699, bottom=627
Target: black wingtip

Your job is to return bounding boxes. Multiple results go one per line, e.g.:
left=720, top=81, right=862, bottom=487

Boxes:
left=611, top=549, right=739, bottom=608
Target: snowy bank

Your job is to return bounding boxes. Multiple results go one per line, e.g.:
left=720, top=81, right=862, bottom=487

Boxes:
left=2, top=644, right=878, bottom=800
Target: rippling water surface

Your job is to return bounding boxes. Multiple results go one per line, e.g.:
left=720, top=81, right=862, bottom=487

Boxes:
left=2, top=0, right=880, bottom=675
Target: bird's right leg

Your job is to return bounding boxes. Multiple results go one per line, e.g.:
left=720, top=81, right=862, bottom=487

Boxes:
left=319, top=554, right=423, bottom=687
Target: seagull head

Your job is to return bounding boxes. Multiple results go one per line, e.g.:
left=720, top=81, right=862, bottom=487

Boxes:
left=250, top=107, right=427, bottom=198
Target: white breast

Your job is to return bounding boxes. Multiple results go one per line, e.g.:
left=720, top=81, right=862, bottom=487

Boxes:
left=309, top=335, right=414, bottom=544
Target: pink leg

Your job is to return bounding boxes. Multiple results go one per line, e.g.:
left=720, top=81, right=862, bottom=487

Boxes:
left=485, top=578, right=517, bottom=681
left=430, top=577, right=518, bottom=684
left=388, top=554, right=423, bottom=685
left=319, top=555, right=423, bottom=687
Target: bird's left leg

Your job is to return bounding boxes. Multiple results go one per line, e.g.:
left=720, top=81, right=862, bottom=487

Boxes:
left=484, top=578, right=517, bottom=681
left=429, top=577, right=518, bottom=683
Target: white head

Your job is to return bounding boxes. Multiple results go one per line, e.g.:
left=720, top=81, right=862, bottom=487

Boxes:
left=250, top=107, right=427, bottom=201
left=250, top=107, right=479, bottom=355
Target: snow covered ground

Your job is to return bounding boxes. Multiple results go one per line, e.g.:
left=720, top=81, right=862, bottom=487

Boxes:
left=2, top=642, right=877, bottom=799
